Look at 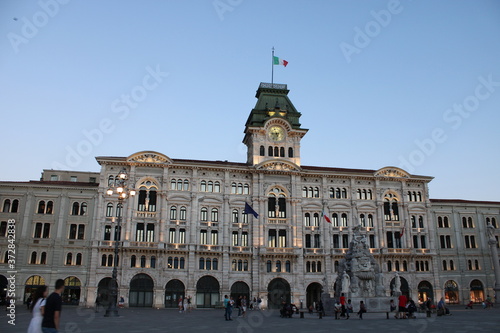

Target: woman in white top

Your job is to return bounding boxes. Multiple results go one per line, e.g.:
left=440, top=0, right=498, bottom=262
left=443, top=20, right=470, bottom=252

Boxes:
left=27, top=285, right=48, bottom=333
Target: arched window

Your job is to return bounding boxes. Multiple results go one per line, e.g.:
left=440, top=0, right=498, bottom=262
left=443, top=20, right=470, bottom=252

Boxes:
left=211, top=208, right=219, bottom=222
left=260, top=145, right=265, bottom=156
left=492, top=218, right=498, bottom=228
left=332, top=213, right=339, bottom=227
left=40, top=252, right=47, bottom=265
left=46, top=201, right=53, bottom=214
left=438, top=216, right=443, bottom=228
left=212, top=258, right=218, bottom=270
left=180, top=257, right=185, bottom=269
left=130, top=255, right=136, bottom=267
left=107, top=254, right=113, bottom=267
left=387, top=260, right=392, bottom=271
left=183, top=179, right=189, bottom=191
left=442, top=260, right=447, bottom=270
left=368, top=214, right=373, bottom=227
left=170, top=206, right=177, bottom=220
left=311, top=261, right=316, bottom=272
left=462, top=217, right=467, bottom=228
left=286, top=260, right=291, bottom=272
left=474, top=260, right=479, bottom=270
left=206, top=258, right=212, bottom=270
left=342, top=188, right=347, bottom=198
left=444, top=216, right=449, bottom=228
left=2, top=199, right=11, bottom=212
left=200, top=207, right=208, bottom=221
left=306, top=261, right=311, bottom=272
left=268, top=146, right=273, bottom=156
left=276, top=260, right=282, bottom=272
left=66, top=253, right=72, bottom=265
left=102, top=254, right=107, bottom=266
left=313, top=213, right=319, bottom=226
left=360, top=214, right=366, bottom=227
left=231, top=259, right=237, bottom=271
left=395, top=260, right=400, bottom=271
left=116, top=203, right=122, bottom=217
left=288, top=147, right=293, bottom=157
left=384, top=193, right=399, bottom=221
left=30, top=251, right=37, bottom=264
left=170, top=179, right=176, bottom=190
left=232, top=209, right=239, bottom=223
left=179, top=206, right=187, bottom=220
left=140, top=255, right=146, bottom=268
left=80, top=202, right=87, bottom=215
left=207, top=181, right=213, bottom=193
left=214, top=181, right=221, bottom=193
left=450, top=260, right=454, bottom=270
left=403, top=260, right=408, bottom=271
left=37, top=201, right=45, bottom=214
left=231, top=183, right=237, bottom=194
left=200, top=258, right=205, bottom=270
left=150, top=256, right=156, bottom=268
left=468, top=260, right=472, bottom=270
left=177, top=179, right=183, bottom=190
left=76, top=253, right=82, bottom=265
left=419, top=216, right=424, bottom=228
left=280, top=147, right=285, bottom=157
left=106, top=203, right=113, bottom=217
left=341, top=213, right=348, bottom=226
left=200, top=180, right=207, bottom=192
left=313, top=187, right=319, bottom=198
left=243, top=184, right=249, bottom=194
left=237, top=183, right=243, bottom=194
left=411, top=215, right=416, bottom=228
left=167, top=257, right=173, bottom=269
left=302, top=187, right=308, bottom=198
left=237, top=259, right=242, bottom=271
left=274, top=147, right=279, bottom=157
left=108, top=175, right=114, bottom=186
left=334, top=260, right=339, bottom=272
left=174, top=257, right=179, bottom=269
left=304, top=213, right=311, bottom=226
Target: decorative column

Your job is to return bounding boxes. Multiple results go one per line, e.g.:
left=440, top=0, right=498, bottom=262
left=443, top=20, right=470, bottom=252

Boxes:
left=487, top=223, right=500, bottom=303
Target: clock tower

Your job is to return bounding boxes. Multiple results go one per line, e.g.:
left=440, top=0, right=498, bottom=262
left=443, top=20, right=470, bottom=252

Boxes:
left=243, top=83, right=308, bottom=168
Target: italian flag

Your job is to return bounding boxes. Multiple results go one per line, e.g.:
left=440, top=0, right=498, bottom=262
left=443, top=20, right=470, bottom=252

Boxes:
left=321, top=209, right=331, bottom=223
left=273, top=56, right=288, bottom=67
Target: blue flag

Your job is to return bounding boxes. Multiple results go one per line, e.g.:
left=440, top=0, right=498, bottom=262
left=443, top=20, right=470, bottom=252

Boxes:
left=244, top=202, right=259, bottom=218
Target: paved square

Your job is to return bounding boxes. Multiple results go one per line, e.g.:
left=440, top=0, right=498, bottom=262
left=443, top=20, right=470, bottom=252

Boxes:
left=2, top=305, right=499, bottom=333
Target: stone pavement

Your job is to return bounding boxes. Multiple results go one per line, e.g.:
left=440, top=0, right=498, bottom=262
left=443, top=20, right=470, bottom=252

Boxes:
left=2, top=305, right=499, bottom=333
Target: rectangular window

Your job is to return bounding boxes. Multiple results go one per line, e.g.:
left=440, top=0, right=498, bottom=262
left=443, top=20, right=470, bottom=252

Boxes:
left=77, top=224, right=85, bottom=240
left=69, top=224, right=77, bottom=239
left=146, top=223, right=154, bottom=242
left=446, top=235, right=452, bottom=248
left=387, top=231, right=394, bottom=249
left=179, top=229, right=186, bottom=244
left=342, top=234, right=349, bottom=248
left=232, top=231, right=239, bottom=246
left=369, top=235, right=375, bottom=248
left=440, top=235, right=445, bottom=248
left=42, top=223, right=50, bottom=238
left=241, top=232, right=248, bottom=246
left=394, top=232, right=402, bottom=248
left=313, top=234, right=321, bottom=248
left=169, top=228, right=176, bottom=243
left=50, top=175, right=58, bottom=181
left=420, top=235, right=426, bottom=248
left=278, top=229, right=287, bottom=247
left=70, top=176, right=77, bottom=182
left=268, top=229, right=277, bottom=247
left=34, top=223, right=43, bottom=238
left=305, top=234, right=311, bottom=248
left=136, top=223, right=145, bottom=242
left=333, top=235, right=340, bottom=248
left=413, top=235, right=419, bottom=248
left=200, top=230, right=207, bottom=245
left=211, top=230, right=218, bottom=245
left=104, top=225, right=111, bottom=240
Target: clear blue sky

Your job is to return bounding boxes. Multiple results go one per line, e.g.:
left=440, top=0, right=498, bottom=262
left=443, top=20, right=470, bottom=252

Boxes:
left=1, top=0, right=499, bottom=201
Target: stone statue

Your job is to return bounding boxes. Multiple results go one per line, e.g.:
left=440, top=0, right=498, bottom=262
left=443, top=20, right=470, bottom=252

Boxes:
left=341, top=272, right=350, bottom=294
left=394, top=272, right=401, bottom=294
left=487, top=222, right=496, bottom=242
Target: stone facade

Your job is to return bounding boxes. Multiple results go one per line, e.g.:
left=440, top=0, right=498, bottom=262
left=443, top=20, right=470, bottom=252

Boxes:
left=0, top=83, right=498, bottom=309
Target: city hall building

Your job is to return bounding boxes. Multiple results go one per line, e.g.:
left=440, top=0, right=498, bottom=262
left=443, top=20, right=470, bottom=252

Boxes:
left=1, top=83, right=499, bottom=309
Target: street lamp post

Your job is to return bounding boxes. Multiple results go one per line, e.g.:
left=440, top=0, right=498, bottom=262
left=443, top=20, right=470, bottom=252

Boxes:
left=104, top=168, right=135, bottom=317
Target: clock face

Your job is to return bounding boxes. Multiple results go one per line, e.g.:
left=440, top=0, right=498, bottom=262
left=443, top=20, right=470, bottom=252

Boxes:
left=268, top=126, right=285, bottom=142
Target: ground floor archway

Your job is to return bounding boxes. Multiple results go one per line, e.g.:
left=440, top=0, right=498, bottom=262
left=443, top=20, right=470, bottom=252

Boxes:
left=417, top=280, right=433, bottom=302
left=165, top=279, right=185, bottom=308
left=390, top=276, right=410, bottom=298
left=97, top=277, right=112, bottom=306
left=62, top=276, right=81, bottom=305
left=24, top=275, right=46, bottom=304
left=196, top=276, right=219, bottom=308
left=469, top=279, right=484, bottom=303
left=129, top=274, right=154, bottom=307
left=306, top=282, right=322, bottom=309
left=230, top=281, right=250, bottom=304
left=444, top=280, right=459, bottom=304
left=267, top=278, right=291, bottom=309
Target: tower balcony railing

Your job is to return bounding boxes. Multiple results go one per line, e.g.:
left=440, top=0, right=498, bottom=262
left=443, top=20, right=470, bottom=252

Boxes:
left=136, top=211, right=157, bottom=218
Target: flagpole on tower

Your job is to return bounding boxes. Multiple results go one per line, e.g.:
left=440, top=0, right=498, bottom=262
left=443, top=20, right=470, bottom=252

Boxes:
left=271, top=47, right=274, bottom=87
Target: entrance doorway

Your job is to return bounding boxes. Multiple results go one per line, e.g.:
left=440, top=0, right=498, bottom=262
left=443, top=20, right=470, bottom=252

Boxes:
left=469, top=279, right=484, bottom=303
left=196, top=276, right=219, bottom=308
left=306, top=282, right=322, bottom=309
left=417, top=280, right=433, bottom=303
left=129, top=274, right=154, bottom=307
left=267, top=278, right=291, bottom=309
left=165, top=279, right=185, bottom=308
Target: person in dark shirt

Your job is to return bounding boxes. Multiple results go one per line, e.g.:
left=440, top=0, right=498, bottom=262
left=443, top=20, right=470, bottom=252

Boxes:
left=42, top=279, right=65, bottom=333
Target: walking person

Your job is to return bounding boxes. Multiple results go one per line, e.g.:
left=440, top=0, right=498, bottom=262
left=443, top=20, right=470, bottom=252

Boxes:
left=395, top=293, right=407, bottom=319
left=41, top=279, right=65, bottom=333
left=357, top=301, right=366, bottom=319
left=226, top=296, right=235, bottom=320
left=178, top=297, right=183, bottom=313
left=28, top=285, right=48, bottom=333
left=340, top=293, right=346, bottom=318
left=236, top=295, right=242, bottom=317
left=333, top=299, right=341, bottom=320
left=224, top=295, right=230, bottom=321
left=183, top=297, right=188, bottom=313
left=241, top=296, right=247, bottom=318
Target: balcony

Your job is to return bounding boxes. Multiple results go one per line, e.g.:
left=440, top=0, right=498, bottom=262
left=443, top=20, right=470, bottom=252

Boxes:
left=98, top=240, right=122, bottom=247
left=136, top=211, right=157, bottom=219
left=332, top=249, right=348, bottom=254
left=268, top=219, right=287, bottom=224
left=197, top=245, right=222, bottom=252
left=230, top=246, right=252, bottom=253
left=128, top=241, right=159, bottom=248
left=265, top=247, right=295, bottom=254
left=166, top=243, right=188, bottom=250
left=384, top=248, right=411, bottom=254
left=304, top=248, right=324, bottom=255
